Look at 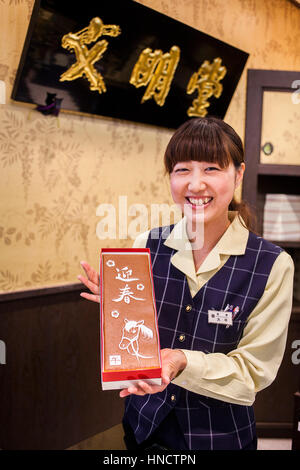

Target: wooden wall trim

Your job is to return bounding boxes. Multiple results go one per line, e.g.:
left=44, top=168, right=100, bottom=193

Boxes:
left=256, top=422, right=293, bottom=439
left=0, top=286, right=123, bottom=449
left=0, top=282, right=86, bottom=303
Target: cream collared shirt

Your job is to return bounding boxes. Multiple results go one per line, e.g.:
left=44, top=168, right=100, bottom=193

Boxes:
left=133, top=213, right=294, bottom=406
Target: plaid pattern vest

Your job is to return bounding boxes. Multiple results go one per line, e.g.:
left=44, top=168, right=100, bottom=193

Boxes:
left=124, top=225, right=283, bottom=450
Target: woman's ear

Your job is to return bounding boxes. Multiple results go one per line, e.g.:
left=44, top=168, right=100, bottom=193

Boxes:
left=235, top=163, right=245, bottom=189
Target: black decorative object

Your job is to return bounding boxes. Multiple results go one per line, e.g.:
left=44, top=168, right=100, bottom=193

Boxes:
left=12, top=0, right=249, bottom=129
left=36, top=92, right=63, bottom=116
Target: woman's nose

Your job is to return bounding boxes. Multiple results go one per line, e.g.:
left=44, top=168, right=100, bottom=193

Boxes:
left=188, top=173, right=207, bottom=192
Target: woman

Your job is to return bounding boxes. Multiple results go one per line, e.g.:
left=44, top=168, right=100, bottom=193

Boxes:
left=78, top=117, right=294, bottom=450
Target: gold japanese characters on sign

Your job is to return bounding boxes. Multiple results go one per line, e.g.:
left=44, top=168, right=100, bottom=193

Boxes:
left=59, top=17, right=121, bottom=93
left=129, top=46, right=180, bottom=106
left=60, top=17, right=227, bottom=116
left=187, top=57, right=227, bottom=117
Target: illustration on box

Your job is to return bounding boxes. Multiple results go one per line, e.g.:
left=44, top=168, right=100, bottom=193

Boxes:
left=101, top=249, right=161, bottom=390
left=106, top=259, right=154, bottom=363
left=100, top=248, right=161, bottom=390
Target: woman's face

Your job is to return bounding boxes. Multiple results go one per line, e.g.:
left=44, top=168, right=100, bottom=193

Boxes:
left=169, top=160, right=245, bottom=227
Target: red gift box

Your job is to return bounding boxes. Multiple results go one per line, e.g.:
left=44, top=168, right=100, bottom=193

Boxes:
left=100, top=248, right=162, bottom=390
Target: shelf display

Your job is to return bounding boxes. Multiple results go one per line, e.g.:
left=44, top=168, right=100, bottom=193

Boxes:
left=243, top=69, right=300, bottom=441
left=263, top=194, right=300, bottom=242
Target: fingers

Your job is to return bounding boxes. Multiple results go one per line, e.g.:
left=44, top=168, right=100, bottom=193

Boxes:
left=161, top=375, right=171, bottom=386
left=80, top=261, right=100, bottom=286
left=77, top=274, right=99, bottom=295
left=118, top=351, right=184, bottom=399
left=80, top=292, right=100, bottom=303
left=77, top=261, right=100, bottom=303
left=119, top=377, right=169, bottom=398
left=119, top=384, right=146, bottom=398
left=119, top=387, right=137, bottom=398
left=78, top=261, right=101, bottom=303
left=131, top=382, right=151, bottom=395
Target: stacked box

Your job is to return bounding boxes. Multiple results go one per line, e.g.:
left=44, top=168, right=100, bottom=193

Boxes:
left=263, top=194, right=300, bottom=242
left=100, top=248, right=162, bottom=390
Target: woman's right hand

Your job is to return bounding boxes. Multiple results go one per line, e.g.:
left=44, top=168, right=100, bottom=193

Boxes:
left=78, top=261, right=100, bottom=304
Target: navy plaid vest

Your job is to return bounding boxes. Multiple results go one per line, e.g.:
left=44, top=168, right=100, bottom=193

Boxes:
left=124, top=225, right=283, bottom=450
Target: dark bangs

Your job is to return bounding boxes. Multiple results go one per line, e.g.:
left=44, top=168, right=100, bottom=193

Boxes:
left=164, top=117, right=244, bottom=174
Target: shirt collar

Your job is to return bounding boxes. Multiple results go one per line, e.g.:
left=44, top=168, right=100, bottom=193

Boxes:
left=163, top=212, right=249, bottom=281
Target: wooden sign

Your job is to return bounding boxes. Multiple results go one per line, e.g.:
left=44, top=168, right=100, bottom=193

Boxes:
left=11, top=0, right=249, bottom=128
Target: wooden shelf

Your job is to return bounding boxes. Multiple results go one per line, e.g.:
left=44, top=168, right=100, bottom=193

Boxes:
left=243, top=69, right=300, bottom=441
left=0, top=282, right=86, bottom=303
left=258, top=164, right=300, bottom=177
left=292, top=302, right=300, bottom=315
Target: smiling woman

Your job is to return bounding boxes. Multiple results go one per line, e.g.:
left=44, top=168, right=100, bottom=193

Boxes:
left=79, top=116, right=294, bottom=451
left=165, top=118, right=247, bottom=261
left=170, top=160, right=244, bottom=239
left=165, top=117, right=250, bottom=232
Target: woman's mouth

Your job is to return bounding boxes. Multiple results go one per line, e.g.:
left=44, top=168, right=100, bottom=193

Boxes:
left=185, top=197, right=213, bottom=208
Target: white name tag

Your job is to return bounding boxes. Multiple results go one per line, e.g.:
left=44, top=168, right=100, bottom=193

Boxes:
left=208, top=310, right=233, bottom=326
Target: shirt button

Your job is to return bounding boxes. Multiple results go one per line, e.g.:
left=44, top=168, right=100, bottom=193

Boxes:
left=171, top=394, right=176, bottom=402
left=185, top=305, right=192, bottom=312
left=178, top=334, right=185, bottom=342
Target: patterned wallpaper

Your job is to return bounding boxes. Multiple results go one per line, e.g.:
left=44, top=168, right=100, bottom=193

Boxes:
left=0, top=0, right=300, bottom=292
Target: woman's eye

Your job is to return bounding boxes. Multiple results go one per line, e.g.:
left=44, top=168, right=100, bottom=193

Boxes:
left=205, top=167, right=219, bottom=172
left=174, top=167, right=189, bottom=173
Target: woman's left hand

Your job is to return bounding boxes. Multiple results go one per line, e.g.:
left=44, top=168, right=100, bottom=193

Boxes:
left=119, top=348, right=187, bottom=398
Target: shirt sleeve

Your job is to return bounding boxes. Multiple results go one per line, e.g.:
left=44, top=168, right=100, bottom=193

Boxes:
left=172, top=250, right=294, bottom=406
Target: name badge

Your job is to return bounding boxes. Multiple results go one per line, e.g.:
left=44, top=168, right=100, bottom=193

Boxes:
left=208, top=309, right=233, bottom=326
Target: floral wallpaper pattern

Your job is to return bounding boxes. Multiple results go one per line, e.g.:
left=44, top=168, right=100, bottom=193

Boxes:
left=0, top=0, right=300, bottom=292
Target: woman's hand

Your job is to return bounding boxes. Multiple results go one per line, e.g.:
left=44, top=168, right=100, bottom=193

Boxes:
left=78, top=261, right=100, bottom=303
left=119, top=348, right=187, bottom=398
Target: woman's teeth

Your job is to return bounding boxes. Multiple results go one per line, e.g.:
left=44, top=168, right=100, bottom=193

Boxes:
left=188, top=197, right=212, bottom=206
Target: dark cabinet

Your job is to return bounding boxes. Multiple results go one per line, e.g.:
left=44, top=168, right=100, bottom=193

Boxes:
left=243, top=69, right=300, bottom=440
